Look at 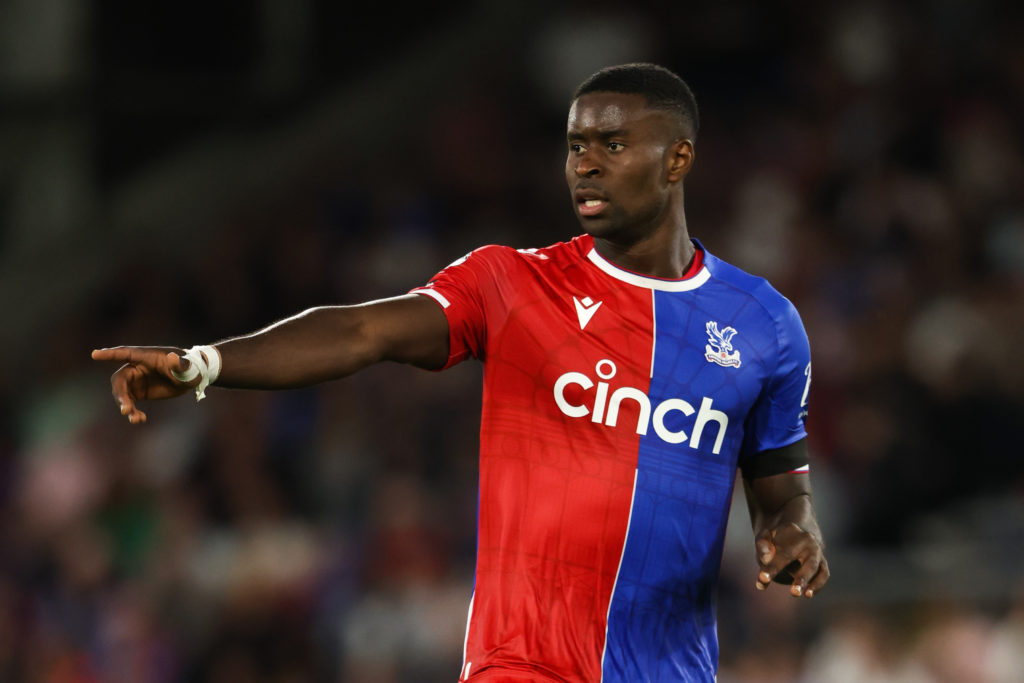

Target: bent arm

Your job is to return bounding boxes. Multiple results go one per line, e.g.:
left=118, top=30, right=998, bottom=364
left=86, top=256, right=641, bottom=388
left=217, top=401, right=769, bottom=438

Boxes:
left=742, top=439, right=830, bottom=597
left=216, top=294, right=450, bottom=389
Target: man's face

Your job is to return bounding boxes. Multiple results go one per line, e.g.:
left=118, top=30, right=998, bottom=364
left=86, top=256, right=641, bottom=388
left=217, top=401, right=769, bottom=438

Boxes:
left=565, top=92, right=684, bottom=242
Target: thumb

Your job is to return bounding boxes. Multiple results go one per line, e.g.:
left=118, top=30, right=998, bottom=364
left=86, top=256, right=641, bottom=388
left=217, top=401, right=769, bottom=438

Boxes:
left=167, top=351, right=196, bottom=382
left=755, top=530, right=775, bottom=566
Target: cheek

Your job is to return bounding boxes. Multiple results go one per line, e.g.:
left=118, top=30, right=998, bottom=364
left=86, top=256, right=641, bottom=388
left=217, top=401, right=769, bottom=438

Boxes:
left=620, top=159, right=663, bottom=198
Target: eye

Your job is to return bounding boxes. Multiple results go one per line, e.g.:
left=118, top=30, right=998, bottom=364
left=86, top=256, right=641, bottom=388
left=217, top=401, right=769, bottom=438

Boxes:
left=569, top=143, right=585, bottom=154
left=608, top=142, right=625, bottom=152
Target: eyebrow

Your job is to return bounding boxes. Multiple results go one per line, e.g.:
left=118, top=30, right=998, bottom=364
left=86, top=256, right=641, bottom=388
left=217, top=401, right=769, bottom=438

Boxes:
left=567, top=128, right=629, bottom=140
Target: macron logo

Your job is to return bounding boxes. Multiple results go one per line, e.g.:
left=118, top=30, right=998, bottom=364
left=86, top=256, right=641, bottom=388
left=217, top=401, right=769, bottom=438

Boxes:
left=573, top=296, right=603, bottom=330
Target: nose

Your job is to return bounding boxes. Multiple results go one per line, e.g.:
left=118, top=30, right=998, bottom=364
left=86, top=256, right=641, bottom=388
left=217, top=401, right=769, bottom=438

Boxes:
left=574, top=150, right=602, bottom=178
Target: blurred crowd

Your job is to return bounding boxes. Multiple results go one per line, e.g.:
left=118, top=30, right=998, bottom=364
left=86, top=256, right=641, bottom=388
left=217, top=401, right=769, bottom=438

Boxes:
left=2, top=1, right=1024, bottom=681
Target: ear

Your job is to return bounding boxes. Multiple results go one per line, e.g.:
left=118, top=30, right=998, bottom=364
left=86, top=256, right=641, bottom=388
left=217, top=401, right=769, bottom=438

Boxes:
left=667, top=139, right=695, bottom=183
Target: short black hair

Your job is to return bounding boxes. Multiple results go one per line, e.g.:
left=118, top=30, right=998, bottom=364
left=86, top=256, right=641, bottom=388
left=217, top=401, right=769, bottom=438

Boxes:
left=572, top=63, right=700, bottom=141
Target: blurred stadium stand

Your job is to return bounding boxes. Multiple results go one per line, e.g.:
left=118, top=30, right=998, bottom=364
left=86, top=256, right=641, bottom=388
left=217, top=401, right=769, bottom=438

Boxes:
left=1, top=1, right=1023, bottom=681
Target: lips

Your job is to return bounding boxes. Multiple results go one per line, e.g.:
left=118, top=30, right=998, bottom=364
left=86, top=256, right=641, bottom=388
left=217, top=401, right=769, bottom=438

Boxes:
left=574, top=186, right=609, bottom=217
left=578, top=198, right=608, bottom=216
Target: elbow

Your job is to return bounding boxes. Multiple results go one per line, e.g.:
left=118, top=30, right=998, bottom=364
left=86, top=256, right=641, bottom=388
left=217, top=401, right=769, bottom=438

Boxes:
left=330, top=306, right=384, bottom=375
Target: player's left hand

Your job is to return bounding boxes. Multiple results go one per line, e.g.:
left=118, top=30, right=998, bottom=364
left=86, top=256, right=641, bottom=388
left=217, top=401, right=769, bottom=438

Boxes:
left=754, top=522, right=829, bottom=598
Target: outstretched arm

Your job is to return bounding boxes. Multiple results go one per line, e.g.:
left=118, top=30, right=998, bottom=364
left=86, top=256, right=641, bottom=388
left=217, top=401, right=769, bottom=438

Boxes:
left=213, top=294, right=449, bottom=386
left=92, top=294, right=449, bottom=423
left=743, top=439, right=830, bottom=598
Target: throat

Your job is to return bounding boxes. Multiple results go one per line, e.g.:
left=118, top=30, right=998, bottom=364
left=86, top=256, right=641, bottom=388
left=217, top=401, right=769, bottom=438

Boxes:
left=593, top=235, right=698, bottom=280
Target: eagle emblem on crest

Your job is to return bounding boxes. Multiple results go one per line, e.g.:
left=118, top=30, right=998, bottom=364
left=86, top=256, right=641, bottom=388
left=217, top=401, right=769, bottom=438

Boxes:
left=705, top=321, right=741, bottom=368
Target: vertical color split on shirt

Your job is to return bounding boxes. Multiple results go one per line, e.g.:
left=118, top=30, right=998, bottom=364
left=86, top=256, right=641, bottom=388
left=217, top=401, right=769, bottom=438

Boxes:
left=600, top=287, right=732, bottom=682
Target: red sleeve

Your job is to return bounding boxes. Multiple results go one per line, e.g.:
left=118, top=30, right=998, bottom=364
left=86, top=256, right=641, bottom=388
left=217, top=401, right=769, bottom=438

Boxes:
left=409, top=245, right=509, bottom=369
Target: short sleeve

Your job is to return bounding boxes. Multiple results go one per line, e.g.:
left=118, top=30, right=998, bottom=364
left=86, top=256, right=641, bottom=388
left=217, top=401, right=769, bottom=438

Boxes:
left=739, top=299, right=812, bottom=477
left=409, top=245, right=505, bottom=369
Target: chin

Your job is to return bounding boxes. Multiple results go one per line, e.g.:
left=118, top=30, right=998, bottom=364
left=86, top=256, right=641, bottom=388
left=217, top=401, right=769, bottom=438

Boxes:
left=579, top=218, right=653, bottom=250
left=577, top=214, right=618, bottom=238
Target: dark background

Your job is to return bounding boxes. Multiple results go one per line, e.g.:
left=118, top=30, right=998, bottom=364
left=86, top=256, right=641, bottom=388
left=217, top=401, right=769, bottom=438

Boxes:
left=1, top=1, right=1022, bottom=680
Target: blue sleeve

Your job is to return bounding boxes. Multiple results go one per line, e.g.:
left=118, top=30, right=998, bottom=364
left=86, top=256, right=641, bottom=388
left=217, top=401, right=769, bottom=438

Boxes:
left=740, top=299, right=811, bottom=461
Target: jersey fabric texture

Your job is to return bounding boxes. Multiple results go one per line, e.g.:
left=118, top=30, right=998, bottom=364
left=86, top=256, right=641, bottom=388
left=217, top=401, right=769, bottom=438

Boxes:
left=410, top=234, right=811, bottom=682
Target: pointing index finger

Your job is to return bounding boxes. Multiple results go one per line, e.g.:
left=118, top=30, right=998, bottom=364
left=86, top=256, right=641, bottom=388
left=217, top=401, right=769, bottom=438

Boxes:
left=92, top=346, right=173, bottom=367
left=91, top=348, right=117, bottom=361
left=92, top=347, right=143, bottom=363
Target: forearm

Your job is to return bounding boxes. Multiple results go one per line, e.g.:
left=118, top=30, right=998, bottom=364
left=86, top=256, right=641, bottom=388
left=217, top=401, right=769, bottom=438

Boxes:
left=750, top=490, right=822, bottom=543
left=744, top=474, right=823, bottom=545
left=745, top=469, right=830, bottom=594
left=213, top=306, right=380, bottom=389
left=208, top=294, right=450, bottom=390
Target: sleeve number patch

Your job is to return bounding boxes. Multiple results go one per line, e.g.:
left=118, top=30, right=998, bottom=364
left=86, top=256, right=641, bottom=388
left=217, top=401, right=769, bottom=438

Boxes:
left=800, top=362, right=812, bottom=410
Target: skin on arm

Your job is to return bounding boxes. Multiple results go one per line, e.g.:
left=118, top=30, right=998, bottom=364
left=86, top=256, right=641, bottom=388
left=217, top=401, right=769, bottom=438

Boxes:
left=742, top=438, right=830, bottom=599
left=91, top=294, right=450, bottom=424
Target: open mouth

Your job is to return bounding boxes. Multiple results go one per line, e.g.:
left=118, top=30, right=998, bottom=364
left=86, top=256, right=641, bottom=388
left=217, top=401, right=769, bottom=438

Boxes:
left=577, top=197, right=608, bottom=217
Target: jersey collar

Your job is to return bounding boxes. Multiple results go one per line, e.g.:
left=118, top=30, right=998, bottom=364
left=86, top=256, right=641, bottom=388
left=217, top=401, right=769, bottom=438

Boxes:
left=585, top=239, right=711, bottom=292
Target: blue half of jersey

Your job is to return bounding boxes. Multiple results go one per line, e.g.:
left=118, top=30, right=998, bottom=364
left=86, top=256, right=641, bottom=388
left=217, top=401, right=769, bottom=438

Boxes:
left=601, top=247, right=811, bottom=682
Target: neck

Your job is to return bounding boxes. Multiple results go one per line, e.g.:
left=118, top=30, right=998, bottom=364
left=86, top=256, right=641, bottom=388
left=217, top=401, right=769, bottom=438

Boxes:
left=592, top=205, right=695, bottom=279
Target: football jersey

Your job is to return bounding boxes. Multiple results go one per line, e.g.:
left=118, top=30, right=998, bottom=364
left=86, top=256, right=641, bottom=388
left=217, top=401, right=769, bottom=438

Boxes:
left=410, top=234, right=811, bottom=682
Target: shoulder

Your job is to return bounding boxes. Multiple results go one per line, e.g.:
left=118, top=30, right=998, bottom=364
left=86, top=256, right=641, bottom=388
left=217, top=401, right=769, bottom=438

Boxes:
left=701, top=247, right=808, bottom=367
left=509, top=234, right=591, bottom=267
left=432, top=244, right=519, bottom=282
left=703, top=248, right=802, bottom=326
left=451, top=235, right=589, bottom=271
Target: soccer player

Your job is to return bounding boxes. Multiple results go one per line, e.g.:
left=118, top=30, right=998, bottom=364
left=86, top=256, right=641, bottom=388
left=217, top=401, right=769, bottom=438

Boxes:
left=93, top=63, right=829, bottom=682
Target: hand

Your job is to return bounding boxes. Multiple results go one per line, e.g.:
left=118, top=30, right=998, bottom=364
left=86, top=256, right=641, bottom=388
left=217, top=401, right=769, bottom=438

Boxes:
left=754, top=522, right=829, bottom=598
left=91, top=346, right=197, bottom=424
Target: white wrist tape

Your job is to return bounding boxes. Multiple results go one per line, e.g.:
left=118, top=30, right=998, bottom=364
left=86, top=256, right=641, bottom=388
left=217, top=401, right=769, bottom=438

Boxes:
left=171, top=345, right=222, bottom=402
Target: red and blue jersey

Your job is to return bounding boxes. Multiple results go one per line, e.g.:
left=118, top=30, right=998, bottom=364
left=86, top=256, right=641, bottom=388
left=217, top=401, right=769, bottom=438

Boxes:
left=411, top=234, right=811, bottom=682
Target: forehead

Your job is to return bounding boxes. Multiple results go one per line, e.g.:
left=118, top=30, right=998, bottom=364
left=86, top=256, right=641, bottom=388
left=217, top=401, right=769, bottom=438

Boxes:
left=567, top=92, right=669, bottom=136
